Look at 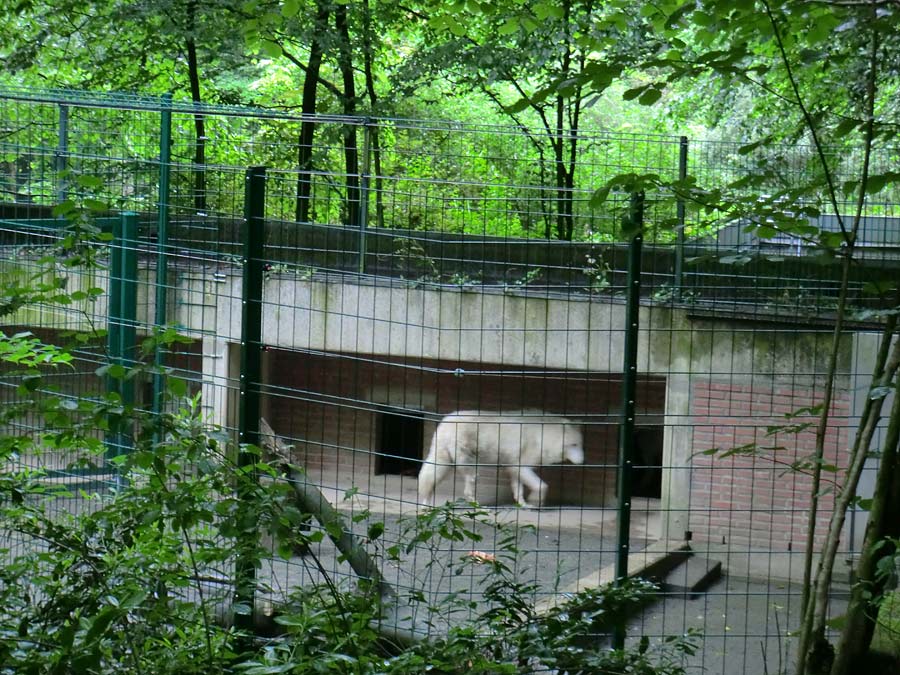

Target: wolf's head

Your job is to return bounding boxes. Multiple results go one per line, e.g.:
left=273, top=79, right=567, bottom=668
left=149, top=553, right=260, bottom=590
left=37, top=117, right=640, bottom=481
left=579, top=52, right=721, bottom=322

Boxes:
left=562, top=424, right=585, bottom=465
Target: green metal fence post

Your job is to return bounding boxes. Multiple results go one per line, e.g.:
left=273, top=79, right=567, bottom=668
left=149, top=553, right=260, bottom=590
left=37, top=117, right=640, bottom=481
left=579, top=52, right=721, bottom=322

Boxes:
left=105, top=212, right=139, bottom=460
left=55, top=104, right=68, bottom=205
left=674, top=136, right=688, bottom=299
left=358, top=120, right=372, bottom=274
left=153, top=93, right=173, bottom=417
left=613, top=191, right=644, bottom=650
left=119, top=212, right=139, bottom=390
left=234, top=166, right=266, bottom=631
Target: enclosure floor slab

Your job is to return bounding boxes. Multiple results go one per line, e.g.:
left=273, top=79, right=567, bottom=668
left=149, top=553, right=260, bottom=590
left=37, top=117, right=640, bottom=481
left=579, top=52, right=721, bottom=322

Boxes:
left=661, top=555, right=723, bottom=597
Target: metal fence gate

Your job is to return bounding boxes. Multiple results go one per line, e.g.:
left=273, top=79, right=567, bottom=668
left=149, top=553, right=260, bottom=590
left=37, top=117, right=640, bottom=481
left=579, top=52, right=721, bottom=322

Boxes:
left=1, top=87, right=898, bottom=673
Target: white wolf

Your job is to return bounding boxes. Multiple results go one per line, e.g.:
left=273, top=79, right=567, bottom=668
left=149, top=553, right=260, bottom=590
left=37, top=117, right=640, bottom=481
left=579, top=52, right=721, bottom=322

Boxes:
left=417, top=411, right=585, bottom=508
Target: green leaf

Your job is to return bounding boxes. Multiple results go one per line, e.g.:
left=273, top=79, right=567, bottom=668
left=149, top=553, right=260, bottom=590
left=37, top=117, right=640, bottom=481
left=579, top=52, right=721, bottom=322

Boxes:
left=259, top=39, right=281, bottom=58
left=83, top=198, right=108, bottom=212
left=84, top=606, right=118, bottom=644
left=104, top=363, right=127, bottom=379
left=273, top=614, right=308, bottom=627
left=622, top=85, right=647, bottom=101
left=825, top=614, right=846, bottom=630
left=717, top=442, right=759, bottom=458
left=665, top=2, right=695, bottom=29
left=862, top=280, right=897, bottom=295
left=692, top=11, right=714, bottom=26
left=74, top=175, right=104, bottom=188
left=367, top=522, right=385, bottom=541
left=498, top=18, right=519, bottom=35
left=820, top=231, right=846, bottom=249
left=504, top=97, right=532, bottom=114
left=447, top=17, right=466, bottom=36
left=52, top=200, right=77, bottom=218
left=866, top=174, right=886, bottom=194
left=833, top=118, right=858, bottom=137
left=864, top=172, right=900, bottom=196
left=281, top=0, right=299, bottom=17
left=167, top=376, right=188, bottom=397
left=325, top=521, right=343, bottom=540
left=638, top=87, right=662, bottom=106
left=520, top=15, right=539, bottom=32
left=590, top=185, right=612, bottom=207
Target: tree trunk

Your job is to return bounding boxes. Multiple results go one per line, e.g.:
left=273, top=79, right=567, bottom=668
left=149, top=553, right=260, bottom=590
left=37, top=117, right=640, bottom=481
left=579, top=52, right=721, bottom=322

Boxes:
left=296, top=0, right=330, bottom=225
left=539, top=149, right=551, bottom=240
left=185, top=0, right=206, bottom=213
left=796, top=17, right=880, bottom=670
left=830, top=357, right=900, bottom=674
left=562, top=3, right=589, bottom=242
left=804, top=325, right=899, bottom=671
left=553, top=95, right=571, bottom=241
left=552, top=91, right=577, bottom=242
left=361, top=0, right=384, bottom=229
left=335, top=2, right=360, bottom=227
left=554, top=0, right=574, bottom=241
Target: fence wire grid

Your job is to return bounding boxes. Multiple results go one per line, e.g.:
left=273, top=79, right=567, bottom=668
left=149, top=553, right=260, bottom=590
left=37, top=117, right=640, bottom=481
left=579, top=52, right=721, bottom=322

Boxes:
left=1, top=88, right=899, bottom=673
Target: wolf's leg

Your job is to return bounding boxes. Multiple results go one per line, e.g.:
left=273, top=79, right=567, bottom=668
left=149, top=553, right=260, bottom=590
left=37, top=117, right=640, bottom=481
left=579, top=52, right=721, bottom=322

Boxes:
left=463, top=471, right=476, bottom=502
left=504, top=466, right=528, bottom=507
left=418, top=442, right=454, bottom=507
left=519, top=466, right=548, bottom=507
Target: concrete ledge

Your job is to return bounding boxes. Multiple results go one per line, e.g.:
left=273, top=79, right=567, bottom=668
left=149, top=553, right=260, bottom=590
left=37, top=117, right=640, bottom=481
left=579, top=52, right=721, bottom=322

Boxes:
left=534, top=539, right=691, bottom=613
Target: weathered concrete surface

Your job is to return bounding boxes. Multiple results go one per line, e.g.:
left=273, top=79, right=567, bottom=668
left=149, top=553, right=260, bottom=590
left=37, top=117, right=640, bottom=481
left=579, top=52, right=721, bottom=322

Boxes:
left=3, top=261, right=865, bottom=566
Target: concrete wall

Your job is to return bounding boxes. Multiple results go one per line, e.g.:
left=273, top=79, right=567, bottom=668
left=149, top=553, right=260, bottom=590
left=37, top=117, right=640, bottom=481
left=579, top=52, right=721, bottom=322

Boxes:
left=2, top=260, right=871, bottom=551
left=183, top=272, right=861, bottom=542
left=657, top=311, right=856, bottom=551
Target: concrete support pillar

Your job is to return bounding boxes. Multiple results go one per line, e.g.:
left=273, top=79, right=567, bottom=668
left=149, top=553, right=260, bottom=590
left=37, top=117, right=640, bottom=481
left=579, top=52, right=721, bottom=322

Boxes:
left=660, top=372, right=692, bottom=545
left=200, top=336, right=230, bottom=428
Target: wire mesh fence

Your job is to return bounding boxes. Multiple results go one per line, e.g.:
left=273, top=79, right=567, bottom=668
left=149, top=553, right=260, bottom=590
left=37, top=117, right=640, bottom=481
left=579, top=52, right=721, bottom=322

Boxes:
left=1, top=87, right=899, bottom=673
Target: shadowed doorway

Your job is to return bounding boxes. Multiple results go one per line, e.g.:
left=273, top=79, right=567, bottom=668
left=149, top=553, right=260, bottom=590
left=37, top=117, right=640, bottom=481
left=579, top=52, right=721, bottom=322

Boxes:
left=376, top=411, right=424, bottom=476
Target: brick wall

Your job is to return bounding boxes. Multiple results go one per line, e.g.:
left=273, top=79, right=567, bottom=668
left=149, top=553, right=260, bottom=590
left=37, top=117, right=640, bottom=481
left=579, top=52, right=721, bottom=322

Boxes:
left=689, top=378, right=851, bottom=550
left=264, top=348, right=666, bottom=506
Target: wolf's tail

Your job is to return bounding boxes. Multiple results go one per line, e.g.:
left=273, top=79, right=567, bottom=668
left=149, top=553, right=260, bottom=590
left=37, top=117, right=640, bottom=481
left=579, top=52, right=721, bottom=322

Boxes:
left=417, top=434, right=442, bottom=507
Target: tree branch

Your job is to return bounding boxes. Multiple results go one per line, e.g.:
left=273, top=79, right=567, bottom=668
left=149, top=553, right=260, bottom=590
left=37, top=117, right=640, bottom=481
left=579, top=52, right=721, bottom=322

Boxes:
left=792, top=1, right=880, bottom=670
left=761, top=0, right=849, bottom=245
left=275, top=37, right=344, bottom=100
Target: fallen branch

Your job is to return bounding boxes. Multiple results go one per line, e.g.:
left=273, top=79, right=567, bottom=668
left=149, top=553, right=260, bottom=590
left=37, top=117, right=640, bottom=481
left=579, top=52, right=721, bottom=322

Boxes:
left=258, top=417, right=429, bottom=646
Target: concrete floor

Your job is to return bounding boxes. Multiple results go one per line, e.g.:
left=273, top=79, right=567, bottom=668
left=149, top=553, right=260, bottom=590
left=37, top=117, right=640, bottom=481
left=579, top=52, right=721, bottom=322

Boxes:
left=258, top=469, right=854, bottom=674
left=25, top=466, right=853, bottom=674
